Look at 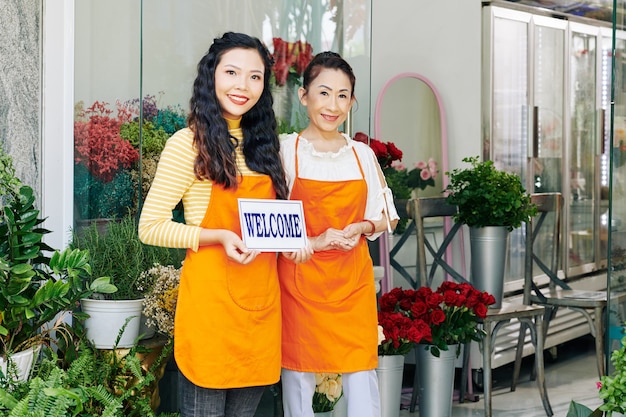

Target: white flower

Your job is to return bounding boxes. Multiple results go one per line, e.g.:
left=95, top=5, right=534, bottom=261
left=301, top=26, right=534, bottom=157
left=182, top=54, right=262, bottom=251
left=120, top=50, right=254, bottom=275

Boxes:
left=378, top=324, right=385, bottom=346
left=315, top=373, right=342, bottom=401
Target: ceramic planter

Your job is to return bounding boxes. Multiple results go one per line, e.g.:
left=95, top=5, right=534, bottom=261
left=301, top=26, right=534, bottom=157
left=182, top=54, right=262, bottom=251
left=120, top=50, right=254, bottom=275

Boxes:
left=81, top=298, right=144, bottom=348
left=0, top=344, right=42, bottom=382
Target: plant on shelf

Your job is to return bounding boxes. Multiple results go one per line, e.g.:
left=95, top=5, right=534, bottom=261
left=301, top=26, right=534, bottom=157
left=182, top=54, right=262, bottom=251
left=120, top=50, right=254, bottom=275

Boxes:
left=444, top=156, right=536, bottom=231
left=71, top=214, right=185, bottom=301
left=313, top=373, right=343, bottom=413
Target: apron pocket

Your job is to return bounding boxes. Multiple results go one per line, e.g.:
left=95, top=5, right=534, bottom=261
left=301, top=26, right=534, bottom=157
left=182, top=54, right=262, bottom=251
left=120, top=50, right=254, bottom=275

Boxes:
left=226, top=254, right=278, bottom=311
left=294, top=250, right=359, bottom=303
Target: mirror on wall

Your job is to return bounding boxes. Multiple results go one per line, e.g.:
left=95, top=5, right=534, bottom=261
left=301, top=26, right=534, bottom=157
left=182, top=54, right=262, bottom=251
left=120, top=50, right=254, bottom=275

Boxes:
left=373, top=72, right=449, bottom=293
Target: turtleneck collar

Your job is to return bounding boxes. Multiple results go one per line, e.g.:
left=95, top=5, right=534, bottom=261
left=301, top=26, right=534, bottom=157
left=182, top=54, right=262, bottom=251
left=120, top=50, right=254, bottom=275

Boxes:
left=225, top=117, right=242, bottom=130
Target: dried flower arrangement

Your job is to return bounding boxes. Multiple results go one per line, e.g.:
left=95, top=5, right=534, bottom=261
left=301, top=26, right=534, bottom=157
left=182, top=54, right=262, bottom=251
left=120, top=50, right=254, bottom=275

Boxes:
left=140, top=263, right=181, bottom=337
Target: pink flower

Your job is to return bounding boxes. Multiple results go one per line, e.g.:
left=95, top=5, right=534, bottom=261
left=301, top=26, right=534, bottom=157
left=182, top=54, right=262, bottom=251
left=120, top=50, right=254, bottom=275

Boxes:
left=414, top=161, right=427, bottom=169
left=391, top=160, right=406, bottom=170
left=420, top=169, right=432, bottom=180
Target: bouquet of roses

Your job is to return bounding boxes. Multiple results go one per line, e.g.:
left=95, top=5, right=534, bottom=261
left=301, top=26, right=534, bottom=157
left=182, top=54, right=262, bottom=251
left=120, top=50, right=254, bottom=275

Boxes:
left=415, top=281, right=496, bottom=357
left=377, top=287, right=433, bottom=356
left=378, top=283, right=495, bottom=358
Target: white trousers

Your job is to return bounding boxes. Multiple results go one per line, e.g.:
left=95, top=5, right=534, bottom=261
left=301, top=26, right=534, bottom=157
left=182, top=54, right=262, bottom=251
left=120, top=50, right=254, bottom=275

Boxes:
left=281, top=368, right=381, bottom=417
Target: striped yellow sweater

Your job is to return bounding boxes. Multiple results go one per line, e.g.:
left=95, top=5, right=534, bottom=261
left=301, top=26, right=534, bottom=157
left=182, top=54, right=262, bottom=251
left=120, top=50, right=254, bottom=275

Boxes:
left=138, top=120, right=261, bottom=252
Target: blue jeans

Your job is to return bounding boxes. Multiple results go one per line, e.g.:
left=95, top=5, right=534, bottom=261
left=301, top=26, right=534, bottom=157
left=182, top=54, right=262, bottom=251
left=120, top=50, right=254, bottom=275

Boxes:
left=179, top=371, right=266, bottom=417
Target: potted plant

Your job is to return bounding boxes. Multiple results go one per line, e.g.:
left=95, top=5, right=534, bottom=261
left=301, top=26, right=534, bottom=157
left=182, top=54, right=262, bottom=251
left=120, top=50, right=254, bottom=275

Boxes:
left=376, top=287, right=433, bottom=417
left=377, top=284, right=494, bottom=417
left=444, top=156, right=537, bottom=306
left=0, top=147, right=116, bottom=381
left=71, top=214, right=184, bottom=349
left=0, top=338, right=176, bottom=416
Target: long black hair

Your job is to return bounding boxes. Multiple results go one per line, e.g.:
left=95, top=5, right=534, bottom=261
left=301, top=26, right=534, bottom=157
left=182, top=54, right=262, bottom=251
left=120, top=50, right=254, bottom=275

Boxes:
left=188, top=32, right=288, bottom=200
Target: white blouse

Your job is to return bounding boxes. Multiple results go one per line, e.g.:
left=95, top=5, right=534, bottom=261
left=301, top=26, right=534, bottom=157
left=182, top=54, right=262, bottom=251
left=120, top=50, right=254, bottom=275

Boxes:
left=280, top=132, right=400, bottom=240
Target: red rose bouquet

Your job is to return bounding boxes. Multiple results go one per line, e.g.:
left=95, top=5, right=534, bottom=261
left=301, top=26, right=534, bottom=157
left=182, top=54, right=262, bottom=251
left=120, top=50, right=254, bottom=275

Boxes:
left=353, top=131, right=403, bottom=169
left=416, top=281, right=496, bottom=357
left=378, top=282, right=496, bottom=357
left=377, top=288, right=433, bottom=356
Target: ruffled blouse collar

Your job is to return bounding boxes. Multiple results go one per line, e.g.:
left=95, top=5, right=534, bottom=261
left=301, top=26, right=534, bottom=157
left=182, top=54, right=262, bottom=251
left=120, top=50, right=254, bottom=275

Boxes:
left=296, top=133, right=354, bottom=159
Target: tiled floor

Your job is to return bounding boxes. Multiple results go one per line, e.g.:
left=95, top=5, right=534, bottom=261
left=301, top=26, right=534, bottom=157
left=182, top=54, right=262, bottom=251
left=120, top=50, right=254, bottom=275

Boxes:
left=254, top=334, right=604, bottom=416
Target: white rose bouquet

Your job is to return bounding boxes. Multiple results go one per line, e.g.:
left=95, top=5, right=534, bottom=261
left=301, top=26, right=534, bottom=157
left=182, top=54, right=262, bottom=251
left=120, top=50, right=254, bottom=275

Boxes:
left=313, top=373, right=343, bottom=413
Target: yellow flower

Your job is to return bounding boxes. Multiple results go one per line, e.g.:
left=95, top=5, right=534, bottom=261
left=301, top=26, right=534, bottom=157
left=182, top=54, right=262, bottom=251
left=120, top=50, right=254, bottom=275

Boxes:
left=313, top=373, right=343, bottom=412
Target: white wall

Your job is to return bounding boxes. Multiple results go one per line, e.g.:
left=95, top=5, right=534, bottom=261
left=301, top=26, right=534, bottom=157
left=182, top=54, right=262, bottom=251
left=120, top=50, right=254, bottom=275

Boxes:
left=370, top=0, right=483, bottom=172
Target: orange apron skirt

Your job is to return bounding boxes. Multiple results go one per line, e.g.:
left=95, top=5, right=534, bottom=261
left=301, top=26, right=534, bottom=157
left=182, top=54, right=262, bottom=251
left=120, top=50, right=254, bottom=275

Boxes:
left=175, top=174, right=281, bottom=388
left=278, top=137, right=378, bottom=373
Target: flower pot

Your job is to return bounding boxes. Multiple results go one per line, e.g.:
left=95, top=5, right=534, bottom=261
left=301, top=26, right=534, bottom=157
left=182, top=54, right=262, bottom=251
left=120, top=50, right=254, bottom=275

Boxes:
left=0, top=344, right=42, bottom=382
left=469, top=226, right=509, bottom=308
left=415, top=344, right=457, bottom=417
left=81, top=298, right=144, bottom=348
left=376, top=354, right=404, bottom=417
left=313, top=412, right=333, bottom=417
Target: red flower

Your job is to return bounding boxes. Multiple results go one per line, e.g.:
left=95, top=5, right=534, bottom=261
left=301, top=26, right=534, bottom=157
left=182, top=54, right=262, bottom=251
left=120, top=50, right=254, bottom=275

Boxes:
left=386, top=141, right=403, bottom=161
left=353, top=131, right=369, bottom=144
left=429, top=308, right=446, bottom=325
left=378, top=282, right=495, bottom=357
left=74, top=101, right=139, bottom=183
left=271, top=37, right=313, bottom=87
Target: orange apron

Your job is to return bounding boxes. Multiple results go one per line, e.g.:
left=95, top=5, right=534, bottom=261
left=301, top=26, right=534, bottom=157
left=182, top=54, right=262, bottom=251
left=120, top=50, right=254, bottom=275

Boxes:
left=175, top=174, right=281, bottom=388
left=278, top=137, right=378, bottom=373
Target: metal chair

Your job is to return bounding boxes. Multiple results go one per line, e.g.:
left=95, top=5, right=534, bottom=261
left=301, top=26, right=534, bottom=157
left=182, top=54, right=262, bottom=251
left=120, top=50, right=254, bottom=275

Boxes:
left=518, top=192, right=626, bottom=379
left=408, top=196, right=552, bottom=417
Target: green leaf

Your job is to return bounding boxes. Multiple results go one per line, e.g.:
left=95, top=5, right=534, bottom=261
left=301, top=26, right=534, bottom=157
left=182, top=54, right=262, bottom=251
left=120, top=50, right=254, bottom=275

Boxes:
left=89, top=276, right=118, bottom=294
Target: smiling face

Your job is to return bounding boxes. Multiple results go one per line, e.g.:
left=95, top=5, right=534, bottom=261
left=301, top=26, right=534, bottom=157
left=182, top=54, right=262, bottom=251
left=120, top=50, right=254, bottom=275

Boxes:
left=299, top=68, right=355, bottom=136
left=214, top=48, right=265, bottom=120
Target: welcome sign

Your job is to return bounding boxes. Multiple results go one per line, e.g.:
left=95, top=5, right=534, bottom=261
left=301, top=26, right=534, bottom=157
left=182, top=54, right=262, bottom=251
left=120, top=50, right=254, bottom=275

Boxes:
left=238, top=198, right=307, bottom=252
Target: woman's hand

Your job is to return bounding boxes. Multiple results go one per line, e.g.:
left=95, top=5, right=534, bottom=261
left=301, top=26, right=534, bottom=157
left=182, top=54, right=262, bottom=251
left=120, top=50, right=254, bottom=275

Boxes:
left=311, top=228, right=359, bottom=252
left=200, top=228, right=260, bottom=264
left=221, top=231, right=260, bottom=264
left=284, top=241, right=314, bottom=263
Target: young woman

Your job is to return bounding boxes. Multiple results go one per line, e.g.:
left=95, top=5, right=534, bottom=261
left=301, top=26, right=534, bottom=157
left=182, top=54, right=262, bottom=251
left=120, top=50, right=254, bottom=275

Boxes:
left=278, top=52, right=399, bottom=417
left=139, top=32, right=291, bottom=417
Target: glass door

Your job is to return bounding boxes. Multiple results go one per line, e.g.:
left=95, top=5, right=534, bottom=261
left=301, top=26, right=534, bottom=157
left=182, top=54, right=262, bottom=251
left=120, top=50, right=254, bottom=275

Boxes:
left=568, top=23, right=603, bottom=276
left=529, top=15, right=566, bottom=199
left=485, top=7, right=567, bottom=287
left=608, top=3, right=626, bottom=368
left=484, top=6, right=531, bottom=285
